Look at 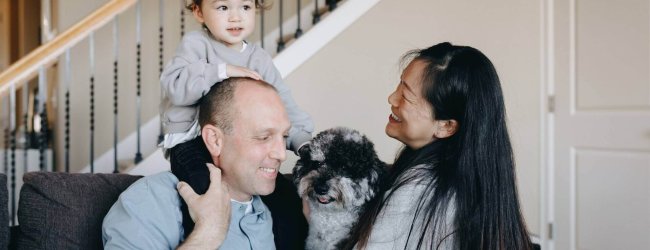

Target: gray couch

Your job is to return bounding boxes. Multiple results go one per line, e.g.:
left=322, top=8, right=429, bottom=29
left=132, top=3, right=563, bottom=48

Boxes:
left=1, top=172, right=141, bottom=249
left=1, top=171, right=308, bottom=250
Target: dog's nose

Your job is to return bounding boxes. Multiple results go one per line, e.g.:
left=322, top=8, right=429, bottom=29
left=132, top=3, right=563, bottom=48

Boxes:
left=314, top=183, right=329, bottom=195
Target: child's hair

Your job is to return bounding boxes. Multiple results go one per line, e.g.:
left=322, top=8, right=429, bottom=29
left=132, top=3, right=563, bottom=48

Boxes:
left=186, top=0, right=270, bottom=11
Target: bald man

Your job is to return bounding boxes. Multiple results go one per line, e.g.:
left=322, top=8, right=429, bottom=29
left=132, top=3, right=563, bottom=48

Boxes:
left=103, top=78, right=307, bottom=249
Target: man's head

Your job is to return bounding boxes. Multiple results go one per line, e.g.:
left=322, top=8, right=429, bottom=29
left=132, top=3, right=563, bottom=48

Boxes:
left=199, top=77, right=290, bottom=202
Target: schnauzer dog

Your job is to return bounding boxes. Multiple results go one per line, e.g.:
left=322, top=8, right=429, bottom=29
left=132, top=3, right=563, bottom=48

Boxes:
left=293, top=127, right=385, bottom=250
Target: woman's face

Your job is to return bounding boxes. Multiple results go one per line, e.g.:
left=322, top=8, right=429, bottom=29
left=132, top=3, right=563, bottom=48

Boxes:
left=386, top=59, right=438, bottom=149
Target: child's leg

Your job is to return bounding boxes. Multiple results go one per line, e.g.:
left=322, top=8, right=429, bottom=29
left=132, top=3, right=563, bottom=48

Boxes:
left=169, top=136, right=212, bottom=237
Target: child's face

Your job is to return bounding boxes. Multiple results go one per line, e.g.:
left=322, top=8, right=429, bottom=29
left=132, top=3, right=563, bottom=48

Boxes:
left=193, top=0, right=256, bottom=50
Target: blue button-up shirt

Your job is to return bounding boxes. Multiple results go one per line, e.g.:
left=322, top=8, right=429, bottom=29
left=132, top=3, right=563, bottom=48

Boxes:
left=102, top=172, right=275, bottom=250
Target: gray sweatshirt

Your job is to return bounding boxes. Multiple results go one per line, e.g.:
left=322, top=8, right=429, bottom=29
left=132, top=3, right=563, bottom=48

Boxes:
left=361, top=164, right=456, bottom=249
left=160, top=30, right=313, bottom=152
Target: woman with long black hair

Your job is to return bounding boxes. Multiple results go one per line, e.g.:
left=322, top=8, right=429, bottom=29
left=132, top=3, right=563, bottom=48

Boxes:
left=346, top=42, right=532, bottom=249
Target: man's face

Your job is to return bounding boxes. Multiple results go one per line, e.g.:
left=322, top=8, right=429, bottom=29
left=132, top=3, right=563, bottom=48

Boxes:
left=218, top=83, right=290, bottom=202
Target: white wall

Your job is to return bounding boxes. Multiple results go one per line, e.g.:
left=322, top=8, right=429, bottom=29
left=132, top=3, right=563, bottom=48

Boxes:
left=282, top=0, right=543, bottom=235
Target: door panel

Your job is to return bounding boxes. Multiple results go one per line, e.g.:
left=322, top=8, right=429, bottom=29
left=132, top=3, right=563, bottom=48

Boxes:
left=553, top=0, right=650, bottom=249
left=575, top=149, right=650, bottom=249
left=575, top=0, right=650, bottom=109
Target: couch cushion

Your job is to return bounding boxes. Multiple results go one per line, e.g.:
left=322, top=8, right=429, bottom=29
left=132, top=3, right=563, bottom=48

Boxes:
left=0, top=173, right=7, bottom=250
left=14, top=172, right=141, bottom=250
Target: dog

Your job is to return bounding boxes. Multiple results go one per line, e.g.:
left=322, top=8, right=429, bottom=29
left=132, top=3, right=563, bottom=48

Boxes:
left=293, top=127, right=386, bottom=250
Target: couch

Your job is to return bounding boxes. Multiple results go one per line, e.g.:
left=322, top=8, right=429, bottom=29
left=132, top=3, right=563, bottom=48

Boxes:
left=1, top=171, right=307, bottom=250
left=2, top=172, right=141, bottom=249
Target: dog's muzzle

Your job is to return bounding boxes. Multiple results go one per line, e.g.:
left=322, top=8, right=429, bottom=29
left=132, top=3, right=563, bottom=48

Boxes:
left=313, top=181, right=335, bottom=204
left=316, top=195, right=335, bottom=204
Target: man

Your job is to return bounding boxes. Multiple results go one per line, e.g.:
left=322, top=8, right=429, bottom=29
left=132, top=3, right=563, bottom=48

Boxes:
left=103, top=77, right=306, bottom=249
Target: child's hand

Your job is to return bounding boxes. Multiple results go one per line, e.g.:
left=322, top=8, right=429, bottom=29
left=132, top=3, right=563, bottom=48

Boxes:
left=226, top=65, right=262, bottom=80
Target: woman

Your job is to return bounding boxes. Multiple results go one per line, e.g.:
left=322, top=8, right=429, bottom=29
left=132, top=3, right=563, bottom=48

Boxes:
left=346, top=42, right=532, bottom=249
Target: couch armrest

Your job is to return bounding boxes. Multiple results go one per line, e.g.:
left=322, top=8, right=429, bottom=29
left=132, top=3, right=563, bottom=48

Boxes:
left=13, top=172, right=141, bottom=249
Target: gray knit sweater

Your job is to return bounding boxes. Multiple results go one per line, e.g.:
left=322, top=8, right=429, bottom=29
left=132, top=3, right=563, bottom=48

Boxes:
left=361, top=164, right=456, bottom=249
left=160, top=30, right=313, bottom=151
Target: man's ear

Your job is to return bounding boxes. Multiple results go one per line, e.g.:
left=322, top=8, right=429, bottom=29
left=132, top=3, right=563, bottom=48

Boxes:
left=434, top=119, right=458, bottom=139
left=192, top=4, right=204, bottom=23
left=202, top=124, right=224, bottom=158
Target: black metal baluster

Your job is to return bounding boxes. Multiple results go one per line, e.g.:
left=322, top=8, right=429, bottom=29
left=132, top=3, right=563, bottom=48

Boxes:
left=295, top=0, right=303, bottom=38
left=134, top=0, right=143, bottom=164
left=10, top=123, right=15, bottom=226
left=277, top=0, right=285, bottom=52
left=327, top=0, right=337, bottom=11
left=158, top=0, right=164, bottom=144
left=3, top=98, right=8, bottom=175
left=180, top=0, right=185, bottom=37
left=313, top=0, right=320, bottom=24
left=37, top=67, right=47, bottom=172
left=22, top=81, right=28, bottom=175
left=113, top=17, right=119, bottom=173
left=9, top=83, right=16, bottom=226
left=64, top=49, right=71, bottom=172
left=34, top=92, right=42, bottom=171
left=89, top=33, right=95, bottom=173
left=39, top=104, right=47, bottom=172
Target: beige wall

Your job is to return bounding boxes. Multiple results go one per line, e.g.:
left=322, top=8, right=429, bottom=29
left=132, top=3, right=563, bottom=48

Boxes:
left=284, top=0, right=543, bottom=235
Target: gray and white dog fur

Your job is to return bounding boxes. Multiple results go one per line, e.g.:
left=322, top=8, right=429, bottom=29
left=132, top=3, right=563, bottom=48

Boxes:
left=293, top=127, right=385, bottom=250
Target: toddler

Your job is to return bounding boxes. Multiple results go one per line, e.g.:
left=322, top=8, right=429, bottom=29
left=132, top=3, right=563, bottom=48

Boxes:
left=160, top=0, right=313, bottom=237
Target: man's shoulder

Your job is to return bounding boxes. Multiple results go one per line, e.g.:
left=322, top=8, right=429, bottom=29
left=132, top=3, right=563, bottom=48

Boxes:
left=130, top=171, right=178, bottom=189
left=120, top=172, right=180, bottom=203
left=103, top=172, right=184, bottom=248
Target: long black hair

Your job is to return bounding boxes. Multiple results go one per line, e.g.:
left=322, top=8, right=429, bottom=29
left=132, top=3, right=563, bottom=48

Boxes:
left=348, top=42, right=532, bottom=249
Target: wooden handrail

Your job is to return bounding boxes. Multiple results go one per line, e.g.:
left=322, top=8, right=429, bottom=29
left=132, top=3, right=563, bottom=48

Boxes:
left=0, top=0, right=136, bottom=95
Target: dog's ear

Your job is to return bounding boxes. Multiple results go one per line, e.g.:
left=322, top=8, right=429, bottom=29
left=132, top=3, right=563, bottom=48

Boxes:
left=298, top=143, right=311, bottom=160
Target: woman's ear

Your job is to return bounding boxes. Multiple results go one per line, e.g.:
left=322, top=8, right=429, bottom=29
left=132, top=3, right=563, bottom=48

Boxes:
left=434, top=119, right=458, bottom=139
left=202, top=124, right=224, bottom=158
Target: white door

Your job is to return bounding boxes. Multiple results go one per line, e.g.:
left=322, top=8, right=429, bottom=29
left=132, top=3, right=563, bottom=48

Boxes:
left=552, top=0, right=650, bottom=249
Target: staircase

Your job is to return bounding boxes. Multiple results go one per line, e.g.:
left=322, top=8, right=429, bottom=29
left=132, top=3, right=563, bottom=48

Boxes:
left=0, top=0, right=380, bottom=225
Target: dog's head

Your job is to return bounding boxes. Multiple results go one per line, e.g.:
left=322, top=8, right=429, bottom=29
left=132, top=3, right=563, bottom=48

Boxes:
left=293, top=127, right=385, bottom=211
